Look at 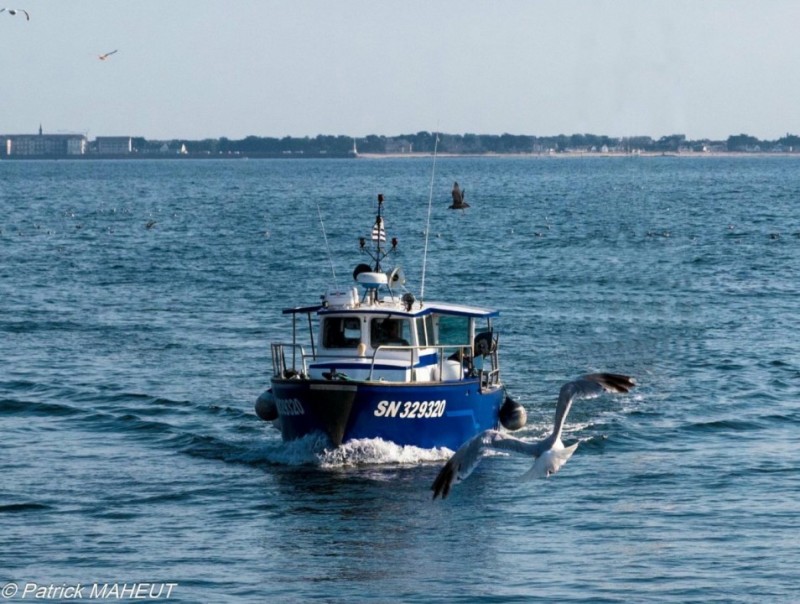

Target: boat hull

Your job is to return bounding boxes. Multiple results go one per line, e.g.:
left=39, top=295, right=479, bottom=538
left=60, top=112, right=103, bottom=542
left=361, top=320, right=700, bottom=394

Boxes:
left=270, top=378, right=504, bottom=450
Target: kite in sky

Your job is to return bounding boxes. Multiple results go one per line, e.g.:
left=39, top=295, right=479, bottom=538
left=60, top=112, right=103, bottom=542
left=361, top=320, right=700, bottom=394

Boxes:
left=98, top=50, right=119, bottom=61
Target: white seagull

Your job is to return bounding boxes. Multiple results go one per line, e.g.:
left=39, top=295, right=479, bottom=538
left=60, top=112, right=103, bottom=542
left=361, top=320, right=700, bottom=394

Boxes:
left=431, top=373, right=636, bottom=499
left=1, top=8, right=30, bottom=20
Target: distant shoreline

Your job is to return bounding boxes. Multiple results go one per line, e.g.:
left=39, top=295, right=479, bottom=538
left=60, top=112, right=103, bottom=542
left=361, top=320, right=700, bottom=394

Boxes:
left=3, top=151, right=800, bottom=161
left=4, top=130, right=796, bottom=159
left=356, top=151, right=800, bottom=159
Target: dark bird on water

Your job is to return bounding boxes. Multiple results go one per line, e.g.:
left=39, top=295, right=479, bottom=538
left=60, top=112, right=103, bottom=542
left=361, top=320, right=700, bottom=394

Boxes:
left=448, top=181, right=470, bottom=210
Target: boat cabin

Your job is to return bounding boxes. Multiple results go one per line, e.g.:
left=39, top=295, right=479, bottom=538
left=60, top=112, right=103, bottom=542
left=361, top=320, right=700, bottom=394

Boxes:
left=271, top=284, right=500, bottom=387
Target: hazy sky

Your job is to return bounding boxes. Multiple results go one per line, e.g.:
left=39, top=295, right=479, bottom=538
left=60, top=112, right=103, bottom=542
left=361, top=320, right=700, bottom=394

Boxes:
left=2, top=1, right=798, bottom=140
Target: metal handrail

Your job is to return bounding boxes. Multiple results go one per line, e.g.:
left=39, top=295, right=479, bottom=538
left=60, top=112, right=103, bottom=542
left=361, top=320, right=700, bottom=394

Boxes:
left=271, top=343, right=307, bottom=376
left=367, top=344, right=419, bottom=381
left=363, top=344, right=475, bottom=382
left=271, top=342, right=500, bottom=384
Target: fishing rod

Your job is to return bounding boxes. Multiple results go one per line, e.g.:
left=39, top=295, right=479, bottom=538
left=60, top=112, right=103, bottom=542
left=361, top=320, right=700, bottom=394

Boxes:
left=419, top=132, right=440, bottom=303
left=315, top=199, right=339, bottom=291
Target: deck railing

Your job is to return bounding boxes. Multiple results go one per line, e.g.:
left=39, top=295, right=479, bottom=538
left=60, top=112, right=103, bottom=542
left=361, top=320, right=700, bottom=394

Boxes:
left=270, top=342, right=500, bottom=386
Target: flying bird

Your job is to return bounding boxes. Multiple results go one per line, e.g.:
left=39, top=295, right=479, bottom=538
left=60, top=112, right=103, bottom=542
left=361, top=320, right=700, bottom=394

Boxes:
left=448, top=181, right=470, bottom=210
left=431, top=373, right=636, bottom=499
left=1, top=8, right=30, bottom=20
left=98, top=50, right=118, bottom=61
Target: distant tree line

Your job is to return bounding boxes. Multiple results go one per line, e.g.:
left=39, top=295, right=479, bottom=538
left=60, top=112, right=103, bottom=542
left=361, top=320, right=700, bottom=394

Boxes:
left=130, top=132, right=800, bottom=157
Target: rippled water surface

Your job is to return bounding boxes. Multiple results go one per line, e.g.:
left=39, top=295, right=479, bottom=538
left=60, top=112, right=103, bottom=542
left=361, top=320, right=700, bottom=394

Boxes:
left=2, top=157, right=800, bottom=602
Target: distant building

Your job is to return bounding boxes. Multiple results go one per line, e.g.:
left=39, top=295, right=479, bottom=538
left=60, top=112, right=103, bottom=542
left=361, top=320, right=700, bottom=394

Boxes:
left=1, top=128, right=87, bottom=157
left=96, top=136, right=132, bottom=155
left=385, top=138, right=413, bottom=153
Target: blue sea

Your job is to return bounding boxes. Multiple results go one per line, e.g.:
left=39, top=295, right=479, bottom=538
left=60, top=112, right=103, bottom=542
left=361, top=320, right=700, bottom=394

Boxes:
left=2, top=156, right=799, bottom=603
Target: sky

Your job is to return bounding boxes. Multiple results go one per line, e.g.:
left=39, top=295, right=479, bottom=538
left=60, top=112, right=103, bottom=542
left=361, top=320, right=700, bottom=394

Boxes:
left=2, top=0, right=799, bottom=141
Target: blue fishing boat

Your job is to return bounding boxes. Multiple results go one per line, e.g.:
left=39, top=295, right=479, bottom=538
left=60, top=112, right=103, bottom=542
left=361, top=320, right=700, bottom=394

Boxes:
left=255, top=194, right=525, bottom=450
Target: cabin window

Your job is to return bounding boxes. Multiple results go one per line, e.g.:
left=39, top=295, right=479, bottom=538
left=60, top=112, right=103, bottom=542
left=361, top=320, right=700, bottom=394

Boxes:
left=370, top=318, right=410, bottom=347
left=416, top=315, right=435, bottom=347
left=435, top=315, right=470, bottom=346
left=323, top=317, right=361, bottom=349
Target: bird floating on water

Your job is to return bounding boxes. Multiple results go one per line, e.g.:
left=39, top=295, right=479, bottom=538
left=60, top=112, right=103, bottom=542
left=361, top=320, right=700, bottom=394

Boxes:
left=98, top=50, right=118, bottom=61
left=1, top=7, right=30, bottom=20
left=431, top=373, right=636, bottom=500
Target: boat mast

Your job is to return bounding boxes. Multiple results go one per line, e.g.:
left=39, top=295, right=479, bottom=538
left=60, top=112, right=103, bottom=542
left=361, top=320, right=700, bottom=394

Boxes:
left=374, top=194, right=384, bottom=271
left=359, top=193, right=397, bottom=272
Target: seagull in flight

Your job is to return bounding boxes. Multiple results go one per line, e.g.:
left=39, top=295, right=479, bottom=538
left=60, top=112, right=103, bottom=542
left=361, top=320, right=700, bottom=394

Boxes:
left=1, top=7, right=30, bottom=20
left=98, top=50, right=118, bottom=61
left=431, top=373, right=636, bottom=499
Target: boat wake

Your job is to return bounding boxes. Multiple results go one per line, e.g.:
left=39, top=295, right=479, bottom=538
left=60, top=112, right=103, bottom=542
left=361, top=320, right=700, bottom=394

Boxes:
left=235, top=433, right=453, bottom=468
left=317, top=437, right=453, bottom=468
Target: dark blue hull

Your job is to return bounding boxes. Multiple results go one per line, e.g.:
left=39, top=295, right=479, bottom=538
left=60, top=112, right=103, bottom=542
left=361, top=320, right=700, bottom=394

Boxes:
left=270, top=378, right=504, bottom=450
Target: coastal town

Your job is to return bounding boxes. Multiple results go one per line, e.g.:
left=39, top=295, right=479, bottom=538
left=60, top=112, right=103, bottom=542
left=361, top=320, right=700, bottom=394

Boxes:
left=2, top=126, right=798, bottom=158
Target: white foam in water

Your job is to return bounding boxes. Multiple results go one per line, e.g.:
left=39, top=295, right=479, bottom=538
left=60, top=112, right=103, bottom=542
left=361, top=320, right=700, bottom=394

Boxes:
left=317, top=438, right=452, bottom=468
left=237, top=434, right=453, bottom=468
left=235, top=433, right=329, bottom=466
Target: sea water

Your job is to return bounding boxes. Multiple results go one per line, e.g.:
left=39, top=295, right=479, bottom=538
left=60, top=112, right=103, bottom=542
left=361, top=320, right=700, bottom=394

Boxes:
left=2, top=156, right=799, bottom=603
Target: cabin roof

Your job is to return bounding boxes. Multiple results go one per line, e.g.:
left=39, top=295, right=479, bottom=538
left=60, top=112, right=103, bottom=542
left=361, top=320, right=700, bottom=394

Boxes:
left=282, top=304, right=324, bottom=315
left=282, top=301, right=498, bottom=319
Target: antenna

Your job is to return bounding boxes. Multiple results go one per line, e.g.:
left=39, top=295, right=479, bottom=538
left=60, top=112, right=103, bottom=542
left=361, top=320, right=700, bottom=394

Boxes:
left=315, top=199, right=338, bottom=290
left=374, top=194, right=384, bottom=271
left=419, top=132, right=439, bottom=303
left=359, top=193, right=397, bottom=273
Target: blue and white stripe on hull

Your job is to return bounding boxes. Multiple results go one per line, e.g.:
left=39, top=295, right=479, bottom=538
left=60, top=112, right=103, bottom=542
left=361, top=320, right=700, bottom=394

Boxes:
left=271, top=378, right=505, bottom=450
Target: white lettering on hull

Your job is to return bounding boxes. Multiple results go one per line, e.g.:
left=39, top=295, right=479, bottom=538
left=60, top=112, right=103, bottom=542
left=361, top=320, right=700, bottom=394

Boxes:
left=275, top=398, right=305, bottom=416
left=374, top=399, right=447, bottom=419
